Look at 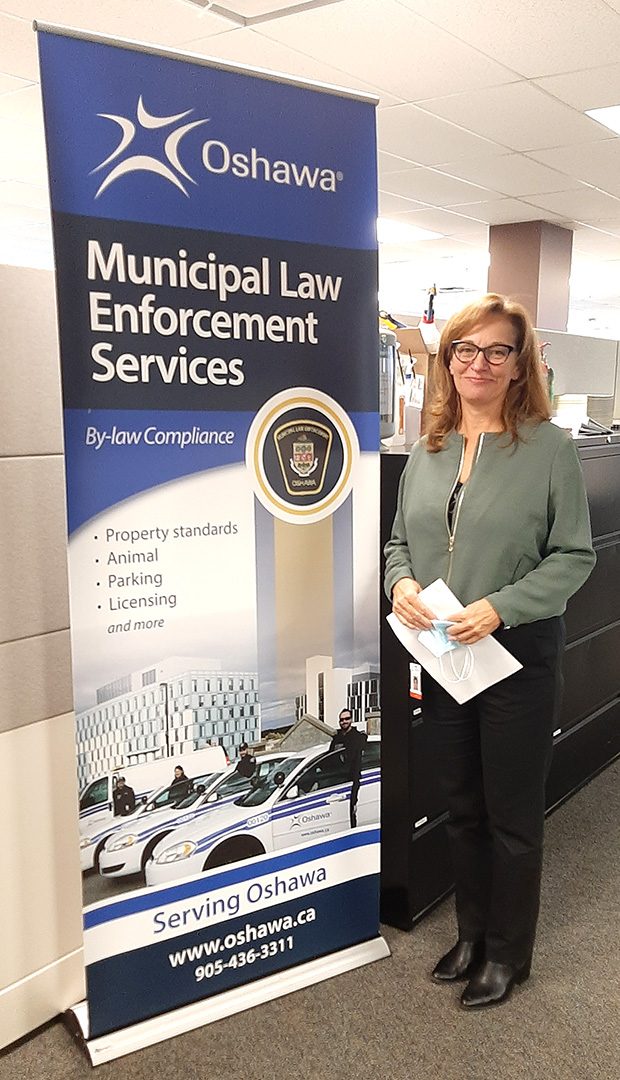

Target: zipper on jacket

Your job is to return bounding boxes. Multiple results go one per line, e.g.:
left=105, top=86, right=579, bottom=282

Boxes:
left=444, top=439, right=466, bottom=542
left=446, top=434, right=484, bottom=587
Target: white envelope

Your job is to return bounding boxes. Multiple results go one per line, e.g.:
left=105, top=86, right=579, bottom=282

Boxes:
left=387, top=578, right=522, bottom=704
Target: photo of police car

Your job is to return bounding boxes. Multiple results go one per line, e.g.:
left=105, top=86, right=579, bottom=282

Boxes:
left=145, top=738, right=380, bottom=887
left=79, top=770, right=223, bottom=873
left=97, top=754, right=291, bottom=880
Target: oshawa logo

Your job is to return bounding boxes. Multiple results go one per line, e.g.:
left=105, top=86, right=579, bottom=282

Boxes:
left=91, top=96, right=208, bottom=197
left=91, top=96, right=343, bottom=198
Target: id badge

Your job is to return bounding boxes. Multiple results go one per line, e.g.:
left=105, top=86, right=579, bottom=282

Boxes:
left=409, top=662, right=422, bottom=700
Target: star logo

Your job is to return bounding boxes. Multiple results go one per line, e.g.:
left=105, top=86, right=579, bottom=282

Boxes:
left=91, top=96, right=209, bottom=198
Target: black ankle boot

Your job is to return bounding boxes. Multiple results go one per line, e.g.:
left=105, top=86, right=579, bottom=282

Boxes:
left=431, top=939, right=485, bottom=982
left=460, top=959, right=531, bottom=1008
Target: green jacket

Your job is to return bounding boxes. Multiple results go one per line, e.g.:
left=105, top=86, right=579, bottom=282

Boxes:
left=384, top=422, right=596, bottom=627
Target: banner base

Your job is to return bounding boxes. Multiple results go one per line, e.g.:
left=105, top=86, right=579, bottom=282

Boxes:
left=66, top=936, right=390, bottom=1066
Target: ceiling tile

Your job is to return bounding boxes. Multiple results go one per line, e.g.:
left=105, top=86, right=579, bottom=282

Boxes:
left=378, top=150, right=418, bottom=174
left=255, top=0, right=518, bottom=102
left=397, top=0, right=620, bottom=79
left=381, top=167, right=498, bottom=207
left=521, top=186, right=620, bottom=220
left=379, top=191, right=429, bottom=216
left=571, top=225, right=620, bottom=256
left=379, top=241, right=440, bottom=266
left=6, top=1, right=230, bottom=45
left=179, top=26, right=400, bottom=104
left=528, top=140, right=620, bottom=197
left=216, top=0, right=330, bottom=15
left=577, top=219, right=620, bottom=233
left=0, top=226, right=53, bottom=269
left=0, top=180, right=49, bottom=210
left=0, top=14, right=39, bottom=81
left=0, top=72, right=31, bottom=95
left=0, top=202, right=49, bottom=226
left=448, top=197, right=569, bottom=226
left=379, top=240, right=486, bottom=283
left=436, top=153, right=581, bottom=197
left=378, top=104, right=505, bottom=167
left=0, top=83, right=43, bottom=126
left=534, top=64, right=620, bottom=112
left=418, top=82, right=611, bottom=152
left=383, top=206, right=489, bottom=237
left=0, top=116, right=48, bottom=185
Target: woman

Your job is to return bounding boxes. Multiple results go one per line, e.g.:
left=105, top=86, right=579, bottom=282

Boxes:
left=384, top=294, right=595, bottom=1009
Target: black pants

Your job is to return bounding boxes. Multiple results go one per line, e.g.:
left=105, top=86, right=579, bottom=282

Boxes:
left=349, top=777, right=361, bottom=828
left=423, top=617, right=565, bottom=968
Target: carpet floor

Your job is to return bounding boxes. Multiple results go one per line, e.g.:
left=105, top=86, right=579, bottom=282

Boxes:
left=2, top=761, right=618, bottom=1080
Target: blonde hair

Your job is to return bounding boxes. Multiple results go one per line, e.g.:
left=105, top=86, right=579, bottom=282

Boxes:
left=426, top=293, right=551, bottom=452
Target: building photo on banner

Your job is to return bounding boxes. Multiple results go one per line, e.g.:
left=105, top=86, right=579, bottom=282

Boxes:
left=35, top=19, right=387, bottom=1060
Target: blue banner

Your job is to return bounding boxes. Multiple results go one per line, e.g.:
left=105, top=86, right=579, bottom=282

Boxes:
left=38, top=26, right=382, bottom=1042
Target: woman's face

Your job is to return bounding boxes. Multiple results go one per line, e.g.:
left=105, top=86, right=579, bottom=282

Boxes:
left=448, top=316, right=521, bottom=413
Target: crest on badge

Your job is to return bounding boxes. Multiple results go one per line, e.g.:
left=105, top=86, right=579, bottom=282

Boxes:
left=290, top=439, right=317, bottom=478
left=274, top=421, right=332, bottom=496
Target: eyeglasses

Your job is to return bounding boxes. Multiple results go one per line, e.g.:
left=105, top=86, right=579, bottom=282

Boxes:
left=451, top=340, right=516, bottom=366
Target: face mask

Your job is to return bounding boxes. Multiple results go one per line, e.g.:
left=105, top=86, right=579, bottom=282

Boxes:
left=418, top=620, right=459, bottom=658
left=418, top=620, right=475, bottom=684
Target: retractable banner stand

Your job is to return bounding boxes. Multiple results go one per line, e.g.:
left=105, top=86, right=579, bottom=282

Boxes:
left=37, top=24, right=387, bottom=1064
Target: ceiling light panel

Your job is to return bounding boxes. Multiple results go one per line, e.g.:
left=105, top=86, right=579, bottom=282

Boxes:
left=586, top=105, right=620, bottom=136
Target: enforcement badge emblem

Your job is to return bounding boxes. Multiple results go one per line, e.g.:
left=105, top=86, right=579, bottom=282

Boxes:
left=245, top=388, right=359, bottom=524
left=274, top=422, right=332, bottom=496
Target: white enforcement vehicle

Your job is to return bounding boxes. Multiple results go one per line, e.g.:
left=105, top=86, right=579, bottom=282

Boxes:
left=97, top=754, right=292, bottom=880
left=78, top=745, right=227, bottom=832
left=79, top=769, right=223, bottom=873
left=145, top=738, right=381, bottom=888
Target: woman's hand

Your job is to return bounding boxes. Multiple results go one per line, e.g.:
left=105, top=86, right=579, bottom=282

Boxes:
left=446, top=599, right=501, bottom=644
left=392, top=577, right=436, bottom=630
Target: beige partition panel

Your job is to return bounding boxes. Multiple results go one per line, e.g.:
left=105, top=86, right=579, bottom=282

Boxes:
left=0, top=718, right=84, bottom=1047
left=0, top=265, right=84, bottom=1049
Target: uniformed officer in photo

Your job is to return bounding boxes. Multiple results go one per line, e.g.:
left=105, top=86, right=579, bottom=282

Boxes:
left=112, top=776, right=136, bottom=817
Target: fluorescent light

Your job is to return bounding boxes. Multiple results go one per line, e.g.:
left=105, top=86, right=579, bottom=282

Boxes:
left=586, top=104, right=620, bottom=135
left=377, top=217, right=443, bottom=245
